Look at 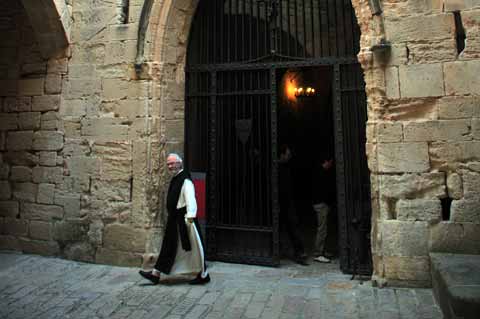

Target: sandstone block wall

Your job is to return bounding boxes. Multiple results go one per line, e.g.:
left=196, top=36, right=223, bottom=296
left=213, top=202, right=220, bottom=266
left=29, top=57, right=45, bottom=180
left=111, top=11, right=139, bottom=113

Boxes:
left=354, top=0, right=480, bottom=286
left=1, top=0, right=478, bottom=286
left=0, top=0, right=172, bottom=266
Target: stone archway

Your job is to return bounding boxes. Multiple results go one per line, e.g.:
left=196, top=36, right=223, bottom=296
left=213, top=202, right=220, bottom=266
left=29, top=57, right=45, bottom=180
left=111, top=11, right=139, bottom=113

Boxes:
left=137, top=0, right=478, bottom=287
left=20, top=0, right=71, bottom=58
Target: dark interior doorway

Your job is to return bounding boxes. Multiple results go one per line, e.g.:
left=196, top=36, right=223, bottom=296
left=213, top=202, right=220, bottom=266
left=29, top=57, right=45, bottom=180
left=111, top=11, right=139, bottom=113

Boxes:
left=277, top=67, right=338, bottom=261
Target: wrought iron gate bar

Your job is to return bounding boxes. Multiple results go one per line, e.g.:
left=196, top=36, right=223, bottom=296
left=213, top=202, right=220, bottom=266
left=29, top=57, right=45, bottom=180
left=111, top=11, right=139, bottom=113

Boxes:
left=187, top=90, right=272, bottom=98
left=208, top=225, right=273, bottom=232
left=186, top=0, right=371, bottom=272
left=186, top=57, right=358, bottom=72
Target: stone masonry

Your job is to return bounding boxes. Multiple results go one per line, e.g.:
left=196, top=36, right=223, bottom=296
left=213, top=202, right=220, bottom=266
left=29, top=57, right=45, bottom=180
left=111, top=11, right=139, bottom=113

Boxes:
left=0, top=0, right=479, bottom=287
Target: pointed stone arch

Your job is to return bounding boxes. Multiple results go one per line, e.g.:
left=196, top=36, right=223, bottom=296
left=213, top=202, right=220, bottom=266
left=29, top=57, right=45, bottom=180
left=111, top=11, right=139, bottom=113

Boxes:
left=20, top=0, right=71, bottom=58
left=138, top=0, right=396, bottom=285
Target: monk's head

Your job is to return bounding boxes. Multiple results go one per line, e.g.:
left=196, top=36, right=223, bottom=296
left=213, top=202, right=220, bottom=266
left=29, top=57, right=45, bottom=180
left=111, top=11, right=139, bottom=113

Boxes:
left=166, top=153, right=183, bottom=174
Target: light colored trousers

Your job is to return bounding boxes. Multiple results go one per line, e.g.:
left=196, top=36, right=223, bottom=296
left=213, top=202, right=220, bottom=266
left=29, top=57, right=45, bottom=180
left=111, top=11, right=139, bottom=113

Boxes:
left=313, top=203, right=329, bottom=255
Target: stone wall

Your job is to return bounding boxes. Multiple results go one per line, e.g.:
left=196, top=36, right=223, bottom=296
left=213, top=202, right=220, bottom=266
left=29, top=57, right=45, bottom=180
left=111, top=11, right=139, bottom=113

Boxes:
left=0, top=0, right=169, bottom=266
left=0, top=0, right=478, bottom=286
left=352, top=0, right=480, bottom=286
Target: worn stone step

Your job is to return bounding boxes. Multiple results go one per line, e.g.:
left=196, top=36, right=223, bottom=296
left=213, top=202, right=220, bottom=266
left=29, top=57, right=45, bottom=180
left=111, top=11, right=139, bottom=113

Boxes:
left=430, top=253, right=480, bottom=319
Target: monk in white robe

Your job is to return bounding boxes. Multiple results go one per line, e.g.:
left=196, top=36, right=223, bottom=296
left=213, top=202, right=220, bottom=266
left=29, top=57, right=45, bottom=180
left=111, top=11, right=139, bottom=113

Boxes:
left=139, top=153, right=210, bottom=285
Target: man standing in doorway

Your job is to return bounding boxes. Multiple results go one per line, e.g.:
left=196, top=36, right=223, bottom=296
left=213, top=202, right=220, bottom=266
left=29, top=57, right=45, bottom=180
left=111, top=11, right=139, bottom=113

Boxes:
left=278, top=145, right=309, bottom=266
left=139, top=153, right=210, bottom=285
left=312, top=156, right=335, bottom=263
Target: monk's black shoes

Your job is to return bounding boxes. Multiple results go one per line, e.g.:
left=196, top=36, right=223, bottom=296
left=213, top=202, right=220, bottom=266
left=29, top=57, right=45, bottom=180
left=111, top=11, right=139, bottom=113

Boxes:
left=139, top=270, right=160, bottom=285
left=189, top=273, right=211, bottom=285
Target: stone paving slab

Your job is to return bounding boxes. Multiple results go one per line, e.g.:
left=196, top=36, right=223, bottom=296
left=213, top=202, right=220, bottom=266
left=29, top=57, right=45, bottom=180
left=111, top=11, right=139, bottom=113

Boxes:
left=0, top=252, right=442, bottom=318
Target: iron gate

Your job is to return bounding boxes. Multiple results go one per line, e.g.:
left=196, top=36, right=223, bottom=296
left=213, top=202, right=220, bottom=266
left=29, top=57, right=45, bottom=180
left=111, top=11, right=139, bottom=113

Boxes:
left=185, top=0, right=372, bottom=273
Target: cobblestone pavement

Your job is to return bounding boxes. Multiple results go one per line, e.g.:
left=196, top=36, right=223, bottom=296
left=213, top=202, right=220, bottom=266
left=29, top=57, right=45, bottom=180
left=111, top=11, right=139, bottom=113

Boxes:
left=0, top=252, right=442, bottom=319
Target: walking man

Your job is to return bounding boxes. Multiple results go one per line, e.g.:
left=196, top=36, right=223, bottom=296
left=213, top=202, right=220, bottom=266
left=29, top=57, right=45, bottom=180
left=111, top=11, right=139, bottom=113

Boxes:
left=139, top=153, right=210, bottom=285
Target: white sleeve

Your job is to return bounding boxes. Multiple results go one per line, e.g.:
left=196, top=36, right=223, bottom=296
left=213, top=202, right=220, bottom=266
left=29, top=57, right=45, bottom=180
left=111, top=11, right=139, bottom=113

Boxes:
left=182, top=179, right=197, bottom=218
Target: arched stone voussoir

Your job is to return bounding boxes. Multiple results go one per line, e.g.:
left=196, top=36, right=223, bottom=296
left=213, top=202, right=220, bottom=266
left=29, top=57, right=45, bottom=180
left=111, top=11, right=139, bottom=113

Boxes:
left=20, top=0, right=71, bottom=59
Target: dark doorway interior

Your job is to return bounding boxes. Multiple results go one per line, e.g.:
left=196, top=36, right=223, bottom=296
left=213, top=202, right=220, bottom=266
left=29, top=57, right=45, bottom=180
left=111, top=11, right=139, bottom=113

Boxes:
left=277, top=67, right=338, bottom=260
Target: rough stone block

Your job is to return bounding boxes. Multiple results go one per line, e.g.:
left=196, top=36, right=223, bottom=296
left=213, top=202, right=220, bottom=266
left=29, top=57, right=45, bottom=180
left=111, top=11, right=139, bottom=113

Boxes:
left=3, top=217, right=28, bottom=236
left=32, top=131, right=64, bottom=151
left=379, top=172, right=446, bottom=199
left=56, top=176, right=89, bottom=194
left=385, top=13, right=454, bottom=43
left=91, top=179, right=130, bottom=201
left=447, top=173, right=463, bottom=199
left=63, top=242, right=95, bottom=262
left=377, top=122, right=403, bottom=143
left=47, top=58, right=68, bottom=74
left=102, top=78, right=129, bottom=100
left=10, top=166, right=32, bottom=182
left=100, top=158, right=132, bottom=181
left=0, top=114, right=18, bottom=130
left=32, top=166, right=63, bottom=184
left=66, top=156, right=100, bottom=177
left=113, top=99, right=148, bottom=120
left=81, top=118, right=129, bottom=137
left=39, top=152, right=57, bottom=167
left=22, top=203, right=63, bottom=221
left=377, top=142, right=430, bottom=173
left=54, top=192, right=82, bottom=219
left=3, top=151, right=39, bottom=166
left=6, top=131, right=34, bottom=151
left=0, top=80, right=17, bottom=97
left=87, top=219, right=104, bottom=246
left=17, top=97, right=32, bottom=112
left=32, top=95, right=61, bottom=112
left=29, top=220, right=51, bottom=240
left=18, top=112, right=41, bottom=130
left=404, top=39, right=457, bottom=64
left=3, top=98, right=17, bottom=113
left=20, top=239, right=60, bottom=256
left=379, top=221, right=430, bottom=256
left=430, top=222, right=480, bottom=254
left=430, top=141, right=480, bottom=169
left=396, top=199, right=442, bottom=223
left=0, top=234, right=21, bottom=250
left=37, top=183, right=55, bottom=204
left=384, top=67, right=400, bottom=99
left=106, top=23, right=139, bottom=41
left=404, top=120, right=471, bottom=142
left=96, top=248, right=142, bottom=267
left=12, top=182, right=37, bottom=202
left=399, top=64, right=444, bottom=98
left=0, top=181, right=11, bottom=200
left=40, top=111, right=60, bottom=130
left=18, top=78, right=44, bottom=96
left=461, top=9, right=480, bottom=59
left=64, top=78, right=101, bottom=99
left=444, top=61, right=480, bottom=95
left=438, top=96, right=477, bottom=119
left=59, top=99, right=87, bottom=118
left=21, top=63, right=47, bottom=76
left=53, top=221, right=88, bottom=242
left=451, top=199, right=480, bottom=222
left=473, top=119, right=480, bottom=140
left=45, top=74, right=62, bottom=94
left=164, top=119, right=185, bottom=142
left=104, top=41, right=137, bottom=65
left=462, top=171, right=480, bottom=200
left=103, top=223, right=146, bottom=252
left=383, top=256, right=431, bottom=283
left=0, top=201, right=19, bottom=218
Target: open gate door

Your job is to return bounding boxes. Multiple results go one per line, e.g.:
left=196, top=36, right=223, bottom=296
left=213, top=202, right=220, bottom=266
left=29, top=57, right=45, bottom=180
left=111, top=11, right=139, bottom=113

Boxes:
left=334, top=63, right=373, bottom=275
